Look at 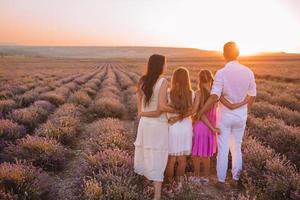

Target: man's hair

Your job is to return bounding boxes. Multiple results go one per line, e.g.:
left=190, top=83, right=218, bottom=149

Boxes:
left=223, top=41, right=239, bottom=60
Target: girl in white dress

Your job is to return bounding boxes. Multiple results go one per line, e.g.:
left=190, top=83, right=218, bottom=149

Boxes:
left=164, top=67, right=194, bottom=183
left=134, top=54, right=173, bottom=200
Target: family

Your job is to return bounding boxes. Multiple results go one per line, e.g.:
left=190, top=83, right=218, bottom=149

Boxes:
left=134, top=42, right=257, bottom=200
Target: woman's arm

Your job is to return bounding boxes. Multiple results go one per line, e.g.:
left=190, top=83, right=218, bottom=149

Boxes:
left=219, top=95, right=248, bottom=110
left=138, top=78, right=170, bottom=118
left=136, top=84, right=142, bottom=115
left=137, top=83, right=162, bottom=118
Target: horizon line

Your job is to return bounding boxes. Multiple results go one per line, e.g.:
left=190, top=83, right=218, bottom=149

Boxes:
left=1, top=43, right=300, bottom=55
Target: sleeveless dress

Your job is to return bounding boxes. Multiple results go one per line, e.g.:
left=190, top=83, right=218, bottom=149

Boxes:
left=167, top=90, right=194, bottom=156
left=134, top=77, right=169, bottom=182
left=192, top=104, right=217, bottom=157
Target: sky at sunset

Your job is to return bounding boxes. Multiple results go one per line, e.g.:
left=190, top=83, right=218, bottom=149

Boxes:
left=1, top=0, right=300, bottom=54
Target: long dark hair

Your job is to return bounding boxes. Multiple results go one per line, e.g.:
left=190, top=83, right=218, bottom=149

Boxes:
left=139, top=54, right=166, bottom=106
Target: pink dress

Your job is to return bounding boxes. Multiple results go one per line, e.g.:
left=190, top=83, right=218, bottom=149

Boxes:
left=192, top=104, right=217, bottom=157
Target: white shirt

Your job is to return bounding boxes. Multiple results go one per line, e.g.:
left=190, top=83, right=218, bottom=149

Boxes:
left=211, top=60, right=256, bottom=117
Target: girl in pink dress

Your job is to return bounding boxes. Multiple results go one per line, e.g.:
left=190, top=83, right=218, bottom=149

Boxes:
left=191, top=70, right=247, bottom=182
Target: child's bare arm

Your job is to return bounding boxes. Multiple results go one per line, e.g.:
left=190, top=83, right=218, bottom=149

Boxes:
left=191, top=91, right=200, bottom=115
left=200, top=114, right=220, bottom=134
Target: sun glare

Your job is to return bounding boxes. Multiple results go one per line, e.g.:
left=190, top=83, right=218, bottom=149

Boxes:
left=238, top=46, right=262, bottom=56
left=0, top=0, right=299, bottom=53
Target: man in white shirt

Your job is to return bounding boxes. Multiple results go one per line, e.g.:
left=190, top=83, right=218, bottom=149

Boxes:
left=197, top=42, right=256, bottom=188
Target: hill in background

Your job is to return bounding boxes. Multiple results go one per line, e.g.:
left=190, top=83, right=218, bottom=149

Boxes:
left=0, top=45, right=300, bottom=61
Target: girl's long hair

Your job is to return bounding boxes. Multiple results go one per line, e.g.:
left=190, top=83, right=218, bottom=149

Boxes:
left=139, top=54, right=165, bottom=106
left=193, top=69, right=214, bottom=121
left=170, top=67, right=193, bottom=120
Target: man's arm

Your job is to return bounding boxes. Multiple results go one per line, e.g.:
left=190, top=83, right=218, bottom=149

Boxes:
left=197, top=94, right=218, bottom=118
left=198, top=70, right=223, bottom=118
left=247, top=71, right=257, bottom=108
left=192, top=91, right=219, bottom=133
left=219, top=95, right=248, bottom=110
left=247, top=96, right=256, bottom=107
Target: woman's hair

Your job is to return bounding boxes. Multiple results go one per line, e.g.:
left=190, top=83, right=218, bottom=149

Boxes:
left=193, top=69, right=214, bottom=120
left=139, top=54, right=165, bottom=106
left=170, top=67, right=193, bottom=120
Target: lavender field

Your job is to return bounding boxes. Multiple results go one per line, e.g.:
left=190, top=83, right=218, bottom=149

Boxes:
left=0, top=58, right=299, bottom=200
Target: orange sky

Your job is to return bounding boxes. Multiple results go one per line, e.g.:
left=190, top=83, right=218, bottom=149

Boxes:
left=1, top=0, right=300, bottom=54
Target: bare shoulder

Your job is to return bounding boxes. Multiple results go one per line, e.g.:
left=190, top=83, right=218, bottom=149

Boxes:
left=158, top=78, right=168, bottom=92
left=161, top=77, right=168, bottom=85
left=161, top=76, right=168, bottom=82
left=160, top=77, right=169, bottom=86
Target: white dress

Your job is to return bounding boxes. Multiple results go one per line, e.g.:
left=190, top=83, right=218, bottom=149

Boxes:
left=167, top=90, right=194, bottom=156
left=134, top=77, right=169, bottom=182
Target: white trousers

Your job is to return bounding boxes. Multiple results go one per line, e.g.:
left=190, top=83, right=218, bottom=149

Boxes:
left=216, top=112, right=246, bottom=182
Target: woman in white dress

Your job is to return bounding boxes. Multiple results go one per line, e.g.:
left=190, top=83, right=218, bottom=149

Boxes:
left=164, top=67, right=194, bottom=183
left=134, top=54, right=173, bottom=200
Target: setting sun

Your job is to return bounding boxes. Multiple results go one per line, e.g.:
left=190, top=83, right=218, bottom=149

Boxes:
left=1, top=0, right=300, bottom=53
